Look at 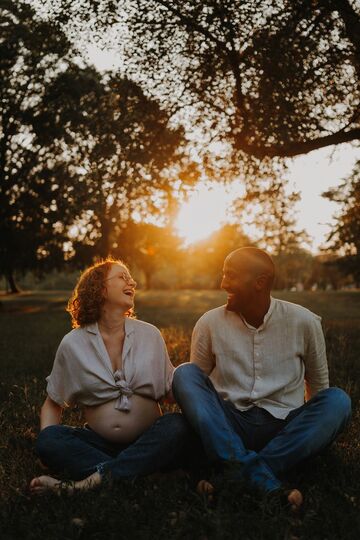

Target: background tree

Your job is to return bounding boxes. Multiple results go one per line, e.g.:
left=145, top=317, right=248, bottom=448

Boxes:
left=273, top=248, right=314, bottom=290
left=0, top=1, right=194, bottom=291
left=112, top=221, right=183, bottom=289
left=0, top=0, right=82, bottom=292
left=306, top=254, right=347, bottom=290
left=182, top=224, right=252, bottom=288
left=323, top=160, right=360, bottom=286
left=63, top=75, right=194, bottom=261
left=233, top=175, right=310, bottom=286
left=41, top=66, right=197, bottom=267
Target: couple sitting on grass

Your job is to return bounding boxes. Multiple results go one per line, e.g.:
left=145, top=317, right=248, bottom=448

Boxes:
left=30, top=247, right=351, bottom=511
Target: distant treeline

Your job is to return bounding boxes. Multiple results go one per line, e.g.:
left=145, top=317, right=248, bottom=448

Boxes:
left=7, top=223, right=357, bottom=292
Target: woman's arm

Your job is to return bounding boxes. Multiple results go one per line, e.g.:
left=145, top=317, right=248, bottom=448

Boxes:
left=40, top=396, right=63, bottom=430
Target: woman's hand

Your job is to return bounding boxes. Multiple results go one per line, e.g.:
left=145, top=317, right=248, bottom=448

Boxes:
left=40, top=396, right=63, bottom=430
left=160, top=389, right=176, bottom=406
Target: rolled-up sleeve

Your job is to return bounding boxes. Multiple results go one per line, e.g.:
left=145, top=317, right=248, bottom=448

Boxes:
left=160, top=333, right=174, bottom=395
left=190, top=316, right=215, bottom=375
left=303, top=315, right=329, bottom=400
left=46, top=341, right=76, bottom=407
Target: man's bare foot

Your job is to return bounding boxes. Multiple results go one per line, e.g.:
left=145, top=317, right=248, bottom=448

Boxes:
left=196, top=479, right=215, bottom=503
left=29, top=472, right=101, bottom=495
left=286, top=488, right=303, bottom=511
left=196, top=479, right=215, bottom=495
left=196, top=480, right=303, bottom=512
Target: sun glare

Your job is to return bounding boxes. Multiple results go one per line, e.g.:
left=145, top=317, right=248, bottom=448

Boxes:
left=175, top=183, right=237, bottom=245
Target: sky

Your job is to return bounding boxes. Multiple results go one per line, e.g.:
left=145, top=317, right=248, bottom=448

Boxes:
left=289, top=146, right=359, bottom=252
left=173, top=144, right=359, bottom=252
left=84, top=44, right=360, bottom=254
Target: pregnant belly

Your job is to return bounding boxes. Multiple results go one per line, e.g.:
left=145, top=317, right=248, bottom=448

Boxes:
left=84, top=394, right=162, bottom=444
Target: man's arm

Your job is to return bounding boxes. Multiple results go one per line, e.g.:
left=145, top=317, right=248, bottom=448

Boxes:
left=40, top=396, right=63, bottom=430
left=303, top=315, right=329, bottom=401
left=190, top=316, right=216, bottom=375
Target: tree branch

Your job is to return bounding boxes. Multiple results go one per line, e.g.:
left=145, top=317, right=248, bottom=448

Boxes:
left=152, top=0, right=228, bottom=53
left=236, top=127, right=360, bottom=158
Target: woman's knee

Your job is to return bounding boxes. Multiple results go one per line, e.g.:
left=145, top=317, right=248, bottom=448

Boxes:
left=35, top=424, right=69, bottom=458
left=157, top=412, right=191, bottom=437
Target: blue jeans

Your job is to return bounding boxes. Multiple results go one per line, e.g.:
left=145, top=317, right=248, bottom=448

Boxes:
left=172, top=364, right=351, bottom=493
left=36, top=412, right=202, bottom=481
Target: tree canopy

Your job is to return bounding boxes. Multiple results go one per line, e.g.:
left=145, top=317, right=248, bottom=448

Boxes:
left=49, top=0, right=360, bottom=161
left=129, top=0, right=360, bottom=158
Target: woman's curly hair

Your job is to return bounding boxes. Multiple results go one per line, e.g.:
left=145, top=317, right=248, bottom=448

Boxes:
left=67, top=258, right=133, bottom=328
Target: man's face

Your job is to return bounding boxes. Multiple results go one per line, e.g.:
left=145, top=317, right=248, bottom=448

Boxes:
left=220, top=256, right=256, bottom=312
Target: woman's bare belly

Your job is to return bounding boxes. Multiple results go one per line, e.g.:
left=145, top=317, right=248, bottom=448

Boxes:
left=84, top=394, right=162, bottom=444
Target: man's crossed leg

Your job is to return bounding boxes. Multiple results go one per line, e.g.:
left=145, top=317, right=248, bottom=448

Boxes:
left=172, top=363, right=351, bottom=508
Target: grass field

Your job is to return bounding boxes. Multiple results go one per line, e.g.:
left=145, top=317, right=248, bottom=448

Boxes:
left=0, top=290, right=359, bottom=539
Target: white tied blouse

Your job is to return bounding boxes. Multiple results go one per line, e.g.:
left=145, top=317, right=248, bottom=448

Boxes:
left=46, top=318, right=174, bottom=411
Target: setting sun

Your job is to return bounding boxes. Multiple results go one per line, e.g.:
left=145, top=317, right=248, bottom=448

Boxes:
left=174, top=183, right=237, bottom=245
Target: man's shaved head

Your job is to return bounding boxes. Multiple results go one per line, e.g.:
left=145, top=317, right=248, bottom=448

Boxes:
left=226, top=247, right=275, bottom=289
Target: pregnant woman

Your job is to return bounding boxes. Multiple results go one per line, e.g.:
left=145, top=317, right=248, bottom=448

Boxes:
left=30, top=258, right=192, bottom=494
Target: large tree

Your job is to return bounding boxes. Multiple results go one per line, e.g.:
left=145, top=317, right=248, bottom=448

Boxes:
left=47, top=0, right=360, bottom=160
left=128, top=0, right=360, bottom=159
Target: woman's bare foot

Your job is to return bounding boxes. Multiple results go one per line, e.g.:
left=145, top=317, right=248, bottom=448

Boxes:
left=29, top=472, right=101, bottom=495
left=29, top=475, right=63, bottom=495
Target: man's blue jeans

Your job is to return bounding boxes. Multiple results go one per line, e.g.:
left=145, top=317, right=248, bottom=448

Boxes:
left=172, top=364, right=351, bottom=493
left=36, top=412, right=202, bottom=481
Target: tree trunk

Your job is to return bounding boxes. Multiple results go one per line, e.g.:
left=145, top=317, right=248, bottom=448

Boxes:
left=6, top=271, right=20, bottom=294
left=98, top=216, right=111, bottom=259
left=144, top=270, right=152, bottom=290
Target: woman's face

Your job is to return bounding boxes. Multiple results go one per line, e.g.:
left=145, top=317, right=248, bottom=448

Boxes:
left=103, top=263, right=136, bottom=312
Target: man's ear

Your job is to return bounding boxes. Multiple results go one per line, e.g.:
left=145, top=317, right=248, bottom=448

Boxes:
left=255, top=273, right=268, bottom=290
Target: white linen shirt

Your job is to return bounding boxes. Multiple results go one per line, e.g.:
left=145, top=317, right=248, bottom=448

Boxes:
left=190, top=297, right=329, bottom=419
left=46, top=318, right=174, bottom=410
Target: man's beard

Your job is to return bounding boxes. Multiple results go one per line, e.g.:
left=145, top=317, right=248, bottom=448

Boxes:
left=226, top=294, right=243, bottom=312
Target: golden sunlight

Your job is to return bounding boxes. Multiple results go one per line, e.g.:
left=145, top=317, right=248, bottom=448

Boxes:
left=174, top=182, right=237, bottom=245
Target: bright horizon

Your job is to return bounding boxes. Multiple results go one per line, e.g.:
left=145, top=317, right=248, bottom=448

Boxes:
left=174, top=145, right=359, bottom=253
